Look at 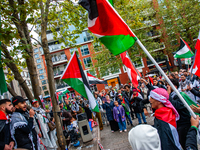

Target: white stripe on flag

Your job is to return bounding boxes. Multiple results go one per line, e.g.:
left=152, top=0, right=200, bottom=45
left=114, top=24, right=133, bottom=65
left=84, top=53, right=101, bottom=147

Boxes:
left=176, top=45, right=189, bottom=55
left=84, top=85, right=97, bottom=109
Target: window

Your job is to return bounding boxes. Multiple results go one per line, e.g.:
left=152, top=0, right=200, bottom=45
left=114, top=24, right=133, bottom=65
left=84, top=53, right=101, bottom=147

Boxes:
left=34, top=48, right=38, bottom=53
left=83, top=57, right=92, bottom=68
left=39, top=75, right=44, bottom=80
left=42, top=86, right=47, bottom=90
left=36, top=59, right=41, bottom=63
left=80, top=45, right=90, bottom=56
left=39, top=47, right=43, bottom=52
left=42, top=80, right=46, bottom=85
left=34, top=54, right=39, bottom=58
left=44, top=91, right=49, bottom=96
left=37, top=64, right=42, bottom=69
left=39, top=69, right=44, bottom=74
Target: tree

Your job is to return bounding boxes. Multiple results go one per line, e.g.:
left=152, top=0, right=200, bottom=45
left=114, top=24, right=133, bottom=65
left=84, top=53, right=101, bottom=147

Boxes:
left=156, top=0, right=200, bottom=53
left=0, top=0, right=43, bottom=105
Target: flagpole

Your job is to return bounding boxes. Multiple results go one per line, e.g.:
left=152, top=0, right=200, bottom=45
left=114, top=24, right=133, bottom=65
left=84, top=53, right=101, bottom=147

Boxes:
left=136, top=39, right=196, bottom=118
left=190, top=50, right=197, bottom=80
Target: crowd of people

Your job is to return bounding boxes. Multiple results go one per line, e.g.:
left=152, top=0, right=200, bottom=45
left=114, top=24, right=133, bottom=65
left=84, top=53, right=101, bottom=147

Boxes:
left=1, top=69, right=200, bottom=150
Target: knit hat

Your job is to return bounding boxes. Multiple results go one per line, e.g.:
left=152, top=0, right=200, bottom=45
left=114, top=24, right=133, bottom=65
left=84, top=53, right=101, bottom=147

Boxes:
left=128, top=125, right=161, bottom=150
left=149, top=88, right=179, bottom=120
left=31, top=99, right=38, bottom=105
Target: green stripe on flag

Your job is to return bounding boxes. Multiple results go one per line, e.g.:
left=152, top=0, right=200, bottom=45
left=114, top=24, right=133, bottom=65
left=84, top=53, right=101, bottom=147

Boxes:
left=62, top=78, right=88, bottom=99
left=174, top=50, right=194, bottom=58
left=99, top=35, right=137, bottom=55
left=0, top=49, right=7, bottom=95
left=92, top=104, right=99, bottom=112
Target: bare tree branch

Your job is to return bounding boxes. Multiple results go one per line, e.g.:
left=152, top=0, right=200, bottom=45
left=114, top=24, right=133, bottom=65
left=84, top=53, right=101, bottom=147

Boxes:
left=31, top=37, right=42, bottom=46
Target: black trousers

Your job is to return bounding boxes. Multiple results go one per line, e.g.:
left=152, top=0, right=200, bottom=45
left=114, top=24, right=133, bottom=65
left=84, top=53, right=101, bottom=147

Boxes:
left=177, top=124, right=190, bottom=150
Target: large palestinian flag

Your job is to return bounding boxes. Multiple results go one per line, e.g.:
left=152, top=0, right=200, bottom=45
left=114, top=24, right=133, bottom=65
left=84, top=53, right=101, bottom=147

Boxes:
left=174, top=38, right=194, bottom=58
left=79, top=0, right=137, bottom=55
left=87, top=73, right=107, bottom=84
left=60, top=52, right=99, bottom=112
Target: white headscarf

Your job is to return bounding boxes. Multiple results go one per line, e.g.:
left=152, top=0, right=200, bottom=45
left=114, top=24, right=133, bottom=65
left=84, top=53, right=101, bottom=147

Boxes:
left=128, top=125, right=161, bottom=150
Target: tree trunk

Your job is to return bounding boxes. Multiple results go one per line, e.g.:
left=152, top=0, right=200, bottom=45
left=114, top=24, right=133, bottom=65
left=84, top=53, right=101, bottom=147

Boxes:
left=7, top=83, right=17, bottom=97
left=40, top=1, right=66, bottom=149
left=8, top=0, right=42, bottom=107
left=1, top=43, right=34, bottom=103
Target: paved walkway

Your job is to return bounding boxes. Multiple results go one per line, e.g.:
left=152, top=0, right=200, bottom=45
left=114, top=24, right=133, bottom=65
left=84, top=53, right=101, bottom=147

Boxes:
left=100, top=116, right=154, bottom=150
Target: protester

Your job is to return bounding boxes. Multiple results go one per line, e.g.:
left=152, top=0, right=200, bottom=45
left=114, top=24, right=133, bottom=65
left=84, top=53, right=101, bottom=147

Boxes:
left=82, top=98, right=92, bottom=120
left=102, top=95, right=119, bottom=132
left=0, top=99, right=14, bottom=150
left=167, top=79, right=191, bottom=149
left=130, top=88, right=147, bottom=124
left=62, top=111, right=73, bottom=128
left=117, top=94, right=133, bottom=126
left=10, top=96, right=39, bottom=150
left=179, top=74, right=196, bottom=102
left=71, top=99, right=83, bottom=119
left=128, top=124, right=161, bottom=150
left=31, top=99, right=57, bottom=150
left=63, top=98, right=71, bottom=111
left=149, top=88, right=182, bottom=150
left=93, top=94, right=103, bottom=130
left=113, top=101, right=127, bottom=132
left=110, top=87, right=117, bottom=101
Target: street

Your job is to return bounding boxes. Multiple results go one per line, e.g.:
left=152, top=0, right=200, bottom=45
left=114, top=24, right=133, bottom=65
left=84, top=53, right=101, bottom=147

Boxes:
left=100, top=116, right=154, bottom=150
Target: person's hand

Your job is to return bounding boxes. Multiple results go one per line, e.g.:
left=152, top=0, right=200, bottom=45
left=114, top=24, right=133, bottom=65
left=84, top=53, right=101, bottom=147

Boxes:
left=29, top=109, right=35, bottom=118
left=190, top=104, right=200, bottom=113
left=167, top=85, right=172, bottom=95
left=86, top=104, right=89, bottom=108
left=38, top=133, right=42, bottom=138
left=122, top=116, right=124, bottom=118
left=73, top=110, right=76, bottom=113
left=115, top=119, right=116, bottom=121
left=143, top=108, right=150, bottom=117
left=103, top=101, right=105, bottom=104
left=9, top=141, right=14, bottom=149
left=187, top=84, right=192, bottom=91
left=45, top=109, right=50, bottom=113
left=74, top=113, right=77, bottom=115
left=181, top=89, right=186, bottom=92
left=191, top=115, right=199, bottom=128
left=4, top=144, right=11, bottom=150
left=140, top=78, right=148, bottom=85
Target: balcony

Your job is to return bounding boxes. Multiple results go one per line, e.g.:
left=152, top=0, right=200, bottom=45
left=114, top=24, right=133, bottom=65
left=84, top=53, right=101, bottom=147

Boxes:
left=47, top=32, right=61, bottom=42
left=52, top=54, right=68, bottom=65
left=49, top=43, right=65, bottom=52
left=56, top=83, right=69, bottom=90
left=54, top=71, right=64, bottom=78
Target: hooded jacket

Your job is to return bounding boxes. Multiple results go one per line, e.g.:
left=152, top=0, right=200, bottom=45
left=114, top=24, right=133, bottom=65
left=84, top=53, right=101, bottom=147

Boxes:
left=0, top=111, right=13, bottom=150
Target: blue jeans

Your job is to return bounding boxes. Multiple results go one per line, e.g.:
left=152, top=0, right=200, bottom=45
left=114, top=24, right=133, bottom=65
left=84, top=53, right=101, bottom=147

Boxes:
left=118, top=120, right=127, bottom=131
left=136, top=112, right=147, bottom=124
left=126, top=114, right=133, bottom=125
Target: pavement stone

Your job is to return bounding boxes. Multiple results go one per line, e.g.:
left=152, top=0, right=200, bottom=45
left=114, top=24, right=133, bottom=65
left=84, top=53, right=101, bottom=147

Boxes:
left=100, top=115, right=200, bottom=150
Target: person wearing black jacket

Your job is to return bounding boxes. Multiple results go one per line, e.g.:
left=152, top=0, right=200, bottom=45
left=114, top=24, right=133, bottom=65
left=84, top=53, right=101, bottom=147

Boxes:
left=167, top=79, right=191, bottom=150
left=0, top=99, right=14, bottom=150
left=10, top=96, right=39, bottom=150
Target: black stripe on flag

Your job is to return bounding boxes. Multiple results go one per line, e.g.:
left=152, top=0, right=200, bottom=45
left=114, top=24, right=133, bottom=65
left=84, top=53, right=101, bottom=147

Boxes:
left=79, top=0, right=98, bottom=20
left=76, top=52, right=92, bottom=91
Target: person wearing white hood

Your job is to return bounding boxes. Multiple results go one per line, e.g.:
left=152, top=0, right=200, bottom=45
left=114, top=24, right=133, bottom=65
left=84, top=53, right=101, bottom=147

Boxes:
left=128, top=124, right=161, bottom=150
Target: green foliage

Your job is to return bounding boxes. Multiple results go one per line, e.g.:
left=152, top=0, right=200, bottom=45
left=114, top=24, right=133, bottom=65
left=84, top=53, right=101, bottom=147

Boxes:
left=157, top=0, right=200, bottom=53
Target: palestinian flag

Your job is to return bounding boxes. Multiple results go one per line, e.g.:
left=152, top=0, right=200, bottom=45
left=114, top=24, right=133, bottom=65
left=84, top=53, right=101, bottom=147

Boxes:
left=122, top=98, right=130, bottom=115
left=79, top=0, right=137, bottom=55
left=60, top=52, right=99, bottom=112
left=120, top=52, right=141, bottom=88
left=191, top=31, right=200, bottom=77
left=174, top=38, right=194, bottom=58
left=87, top=73, right=107, bottom=84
